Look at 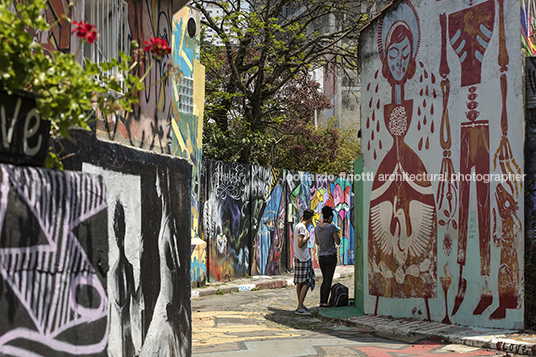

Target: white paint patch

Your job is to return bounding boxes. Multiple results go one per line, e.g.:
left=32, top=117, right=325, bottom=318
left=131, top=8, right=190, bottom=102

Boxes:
left=82, top=163, right=143, bottom=356
left=238, top=284, right=256, bottom=292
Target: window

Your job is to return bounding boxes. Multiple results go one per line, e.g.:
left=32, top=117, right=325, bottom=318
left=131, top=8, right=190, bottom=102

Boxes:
left=178, top=77, right=194, bottom=114
left=84, top=0, right=129, bottom=92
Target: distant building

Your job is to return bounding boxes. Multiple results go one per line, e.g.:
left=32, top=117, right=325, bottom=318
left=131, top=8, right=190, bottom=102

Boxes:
left=283, top=1, right=391, bottom=131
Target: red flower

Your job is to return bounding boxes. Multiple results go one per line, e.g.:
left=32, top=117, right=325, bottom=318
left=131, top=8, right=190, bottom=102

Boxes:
left=72, top=21, right=98, bottom=44
left=144, top=37, right=171, bottom=58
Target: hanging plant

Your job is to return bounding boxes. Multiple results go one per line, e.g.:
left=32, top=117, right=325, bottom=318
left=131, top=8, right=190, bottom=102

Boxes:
left=0, top=0, right=174, bottom=168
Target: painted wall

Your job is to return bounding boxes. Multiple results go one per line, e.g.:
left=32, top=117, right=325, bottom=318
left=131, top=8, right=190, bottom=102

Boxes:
left=202, top=160, right=251, bottom=281
left=360, top=0, right=524, bottom=329
left=88, top=0, right=174, bottom=153
left=27, top=0, right=173, bottom=152
left=170, top=6, right=207, bottom=286
left=60, top=130, right=192, bottom=356
left=286, top=171, right=314, bottom=270
left=201, top=160, right=355, bottom=282
left=0, top=164, right=108, bottom=356
left=26, top=0, right=80, bottom=56
left=18, top=0, right=174, bottom=152
left=522, top=2, right=536, bottom=55
left=286, top=171, right=355, bottom=269
left=251, top=166, right=287, bottom=276
left=525, top=57, right=536, bottom=328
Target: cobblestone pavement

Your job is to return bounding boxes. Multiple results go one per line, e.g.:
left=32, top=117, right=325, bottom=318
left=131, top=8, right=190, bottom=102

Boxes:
left=192, top=275, right=516, bottom=356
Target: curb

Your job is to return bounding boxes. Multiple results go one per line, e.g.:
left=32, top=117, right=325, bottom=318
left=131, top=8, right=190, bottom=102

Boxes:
left=318, top=313, right=536, bottom=356
left=191, top=267, right=354, bottom=299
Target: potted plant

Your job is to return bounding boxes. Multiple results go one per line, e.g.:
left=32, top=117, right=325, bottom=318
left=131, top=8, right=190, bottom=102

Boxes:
left=0, top=0, right=173, bottom=168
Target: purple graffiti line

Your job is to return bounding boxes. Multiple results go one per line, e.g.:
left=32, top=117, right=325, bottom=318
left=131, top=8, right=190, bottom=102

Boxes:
left=0, top=165, right=108, bottom=355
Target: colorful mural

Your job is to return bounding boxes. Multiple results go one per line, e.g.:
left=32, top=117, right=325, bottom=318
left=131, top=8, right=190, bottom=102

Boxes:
left=11, top=0, right=77, bottom=55
left=331, top=176, right=355, bottom=265
left=367, top=0, right=438, bottom=318
left=29, top=0, right=76, bottom=55
left=170, top=7, right=207, bottom=285
left=285, top=171, right=355, bottom=270
left=22, top=0, right=175, bottom=151
left=251, top=166, right=287, bottom=276
left=200, top=162, right=355, bottom=282
left=286, top=171, right=315, bottom=270
left=522, top=0, right=536, bottom=55
left=360, top=0, right=524, bottom=329
left=0, top=164, right=108, bottom=356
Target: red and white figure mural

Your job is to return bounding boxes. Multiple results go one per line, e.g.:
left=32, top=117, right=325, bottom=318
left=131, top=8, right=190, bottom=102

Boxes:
left=490, top=0, right=523, bottom=320
left=442, top=0, right=495, bottom=318
left=361, top=0, right=524, bottom=329
left=367, top=0, right=437, bottom=320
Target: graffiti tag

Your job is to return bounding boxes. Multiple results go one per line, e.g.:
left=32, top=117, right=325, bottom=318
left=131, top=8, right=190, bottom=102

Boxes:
left=213, top=162, right=248, bottom=200
left=495, top=341, right=536, bottom=355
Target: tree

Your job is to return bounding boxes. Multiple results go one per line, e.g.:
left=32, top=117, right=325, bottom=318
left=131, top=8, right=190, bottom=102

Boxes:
left=194, top=0, right=367, bottom=165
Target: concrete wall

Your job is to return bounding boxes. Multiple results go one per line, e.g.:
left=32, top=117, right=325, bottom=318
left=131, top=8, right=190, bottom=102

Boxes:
left=360, top=0, right=524, bottom=329
left=60, top=130, right=192, bottom=356
left=0, top=164, right=108, bottom=355
left=201, top=160, right=355, bottom=282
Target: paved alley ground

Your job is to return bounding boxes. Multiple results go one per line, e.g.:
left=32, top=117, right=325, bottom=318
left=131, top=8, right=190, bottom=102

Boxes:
left=192, top=276, right=517, bottom=356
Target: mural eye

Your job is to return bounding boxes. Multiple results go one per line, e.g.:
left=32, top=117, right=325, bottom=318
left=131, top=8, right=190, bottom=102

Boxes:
left=336, top=202, right=350, bottom=212
left=402, top=45, right=410, bottom=58
left=278, top=220, right=285, bottom=230
left=388, top=47, right=399, bottom=60
left=264, top=218, right=275, bottom=230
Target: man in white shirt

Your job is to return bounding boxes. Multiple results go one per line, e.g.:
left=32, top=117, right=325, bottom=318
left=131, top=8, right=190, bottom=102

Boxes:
left=293, top=208, right=315, bottom=315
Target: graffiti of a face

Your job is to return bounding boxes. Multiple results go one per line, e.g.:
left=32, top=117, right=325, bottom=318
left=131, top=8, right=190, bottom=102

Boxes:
left=385, top=22, right=414, bottom=83
left=378, top=1, right=420, bottom=86
left=388, top=35, right=411, bottom=81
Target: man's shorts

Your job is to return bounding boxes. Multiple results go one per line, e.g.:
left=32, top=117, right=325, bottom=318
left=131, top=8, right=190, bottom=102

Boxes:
left=294, top=258, right=315, bottom=290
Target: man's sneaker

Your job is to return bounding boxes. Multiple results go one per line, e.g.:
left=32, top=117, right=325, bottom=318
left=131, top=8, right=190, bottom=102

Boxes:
left=303, top=306, right=313, bottom=313
left=295, top=308, right=312, bottom=315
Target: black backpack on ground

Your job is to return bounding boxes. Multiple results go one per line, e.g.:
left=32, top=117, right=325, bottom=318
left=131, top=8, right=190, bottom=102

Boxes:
left=329, top=283, right=349, bottom=307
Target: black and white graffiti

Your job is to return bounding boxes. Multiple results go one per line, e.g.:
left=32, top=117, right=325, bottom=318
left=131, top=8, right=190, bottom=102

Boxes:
left=0, top=164, right=109, bottom=356
left=62, top=130, right=192, bottom=357
left=83, top=164, right=143, bottom=357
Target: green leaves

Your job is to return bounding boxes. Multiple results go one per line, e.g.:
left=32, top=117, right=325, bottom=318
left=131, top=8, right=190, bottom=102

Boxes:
left=196, top=0, right=366, bottom=167
left=0, top=0, right=171, bottom=168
